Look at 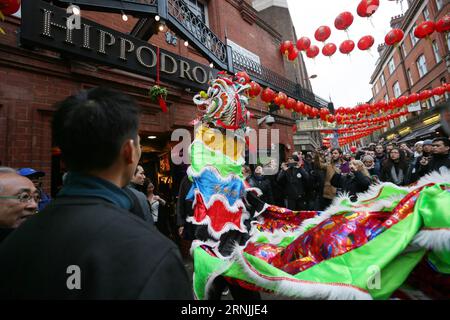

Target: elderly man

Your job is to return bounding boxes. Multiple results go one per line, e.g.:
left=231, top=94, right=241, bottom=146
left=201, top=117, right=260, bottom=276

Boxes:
left=0, top=167, right=38, bottom=242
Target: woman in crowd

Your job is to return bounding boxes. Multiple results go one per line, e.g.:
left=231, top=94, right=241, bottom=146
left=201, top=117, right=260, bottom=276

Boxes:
left=380, top=148, right=409, bottom=186
left=147, top=182, right=167, bottom=229
left=330, top=160, right=372, bottom=202
left=252, top=165, right=274, bottom=204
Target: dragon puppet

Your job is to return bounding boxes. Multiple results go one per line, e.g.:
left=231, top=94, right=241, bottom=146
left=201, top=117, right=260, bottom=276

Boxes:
left=186, top=72, right=450, bottom=300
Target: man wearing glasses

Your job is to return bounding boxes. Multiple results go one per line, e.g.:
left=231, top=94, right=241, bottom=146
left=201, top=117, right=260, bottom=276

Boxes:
left=0, top=167, right=38, bottom=242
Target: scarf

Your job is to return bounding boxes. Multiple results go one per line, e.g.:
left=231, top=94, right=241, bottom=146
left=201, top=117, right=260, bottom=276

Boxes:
left=390, top=165, right=404, bottom=185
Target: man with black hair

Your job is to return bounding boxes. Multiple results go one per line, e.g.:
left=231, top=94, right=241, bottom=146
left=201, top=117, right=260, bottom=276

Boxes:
left=412, top=137, right=450, bottom=181
left=0, top=87, right=192, bottom=299
left=314, top=147, right=350, bottom=209
left=277, top=155, right=310, bottom=210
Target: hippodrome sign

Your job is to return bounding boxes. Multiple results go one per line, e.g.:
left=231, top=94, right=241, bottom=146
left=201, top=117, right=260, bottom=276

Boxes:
left=20, top=0, right=218, bottom=91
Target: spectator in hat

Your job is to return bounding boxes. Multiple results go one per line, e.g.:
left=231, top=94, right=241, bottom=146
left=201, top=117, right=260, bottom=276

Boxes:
left=0, top=167, right=38, bottom=242
left=16, top=168, right=51, bottom=212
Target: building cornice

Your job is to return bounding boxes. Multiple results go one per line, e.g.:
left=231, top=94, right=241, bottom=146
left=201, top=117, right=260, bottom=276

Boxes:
left=252, top=0, right=288, bottom=12
left=226, top=0, right=282, bottom=41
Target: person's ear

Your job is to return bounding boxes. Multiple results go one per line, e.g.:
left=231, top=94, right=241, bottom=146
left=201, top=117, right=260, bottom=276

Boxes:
left=122, top=139, right=135, bottom=165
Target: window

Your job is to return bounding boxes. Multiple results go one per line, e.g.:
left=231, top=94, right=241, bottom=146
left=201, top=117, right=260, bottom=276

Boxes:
left=416, top=55, right=427, bottom=78
left=401, top=43, right=407, bottom=57
left=432, top=40, right=441, bottom=63
left=389, top=119, right=395, bottom=128
left=375, top=82, right=380, bottom=94
left=423, top=7, right=430, bottom=20
left=407, top=68, right=414, bottom=85
left=380, top=74, right=385, bottom=86
left=447, top=33, right=450, bottom=51
left=410, top=28, right=418, bottom=47
left=185, top=0, right=209, bottom=25
left=388, top=57, right=395, bottom=74
left=393, top=81, right=401, bottom=98
left=436, top=0, right=444, bottom=10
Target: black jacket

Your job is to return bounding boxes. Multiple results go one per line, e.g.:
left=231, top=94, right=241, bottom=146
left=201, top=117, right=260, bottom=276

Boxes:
left=248, top=175, right=274, bottom=204
left=276, top=166, right=310, bottom=200
left=331, top=171, right=371, bottom=202
left=412, top=153, right=450, bottom=182
left=0, top=196, right=193, bottom=299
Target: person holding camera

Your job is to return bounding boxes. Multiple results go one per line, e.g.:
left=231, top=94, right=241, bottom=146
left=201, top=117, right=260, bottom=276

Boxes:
left=276, top=155, right=310, bottom=211
left=331, top=160, right=372, bottom=202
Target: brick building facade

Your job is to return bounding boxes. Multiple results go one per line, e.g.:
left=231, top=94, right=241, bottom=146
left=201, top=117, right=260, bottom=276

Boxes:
left=0, top=0, right=316, bottom=197
left=369, top=0, right=449, bottom=142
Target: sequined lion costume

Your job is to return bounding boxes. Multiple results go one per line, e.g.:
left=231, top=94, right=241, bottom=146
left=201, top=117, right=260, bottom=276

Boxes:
left=186, top=72, right=450, bottom=300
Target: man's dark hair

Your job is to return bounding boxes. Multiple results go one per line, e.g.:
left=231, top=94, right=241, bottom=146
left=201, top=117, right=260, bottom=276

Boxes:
left=52, top=87, right=141, bottom=172
left=432, top=137, right=450, bottom=148
left=331, top=148, right=343, bottom=155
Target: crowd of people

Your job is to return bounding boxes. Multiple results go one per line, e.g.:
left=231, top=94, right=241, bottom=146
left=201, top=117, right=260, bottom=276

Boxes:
left=240, top=138, right=450, bottom=211
left=0, top=87, right=449, bottom=299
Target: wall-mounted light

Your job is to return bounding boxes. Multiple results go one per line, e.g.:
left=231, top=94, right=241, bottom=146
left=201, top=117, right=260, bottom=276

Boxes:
left=158, top=22, right=166, bottom=32
left=184, top=40, right=189, bottom=47
left=399, top=127, right=411, bottom=135
left=148, top=136, right=157, bottom=140
left=209, top=63, right=214, bottom=68
left=121, top=11, right=128, bottom=21
left=155, top=15, right=161, bottom=22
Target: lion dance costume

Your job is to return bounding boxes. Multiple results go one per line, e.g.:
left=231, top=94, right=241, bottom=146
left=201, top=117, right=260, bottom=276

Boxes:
left=186, top=72, right=450, bottom=300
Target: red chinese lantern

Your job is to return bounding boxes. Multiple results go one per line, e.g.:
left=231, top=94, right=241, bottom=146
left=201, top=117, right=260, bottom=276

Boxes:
left=350, top=145, right=358, bottom=153
left=295, top=101, right=305, bottom=113
left=288, top=48, right=299, bottom=61
left=315, top=26, right=331, bottom=43
left=285, top=97, right=296, bottom=110
left=396, top=96, right=408, bottom=108
left=303, top=104, right=312, bottom=116
left=306, top=45, right=320, bottom=59
left=407, top=93, right=420, bottom=104
left=235, top=71, right=251, bottom=84
left=292, top=125, right=297, bottom=133
left=385, top=29, right=404, bottom=46
left=274, top=92, right=288, bottom=108
left=280, top=41, right=294, bottom=56
left=296, top=37, right=311, bottom=51
left=436, top=15, right=450, bottom=33
left=248, top=81, right=261, bottom=98
left=432, top=86, right=446, bottom=96
left=320, top=107, right=330, bottom=117
left=357, top=35, right=375, bottom=50
left=310, top=108, right=319, bottom=118
left=327, top=115, right=335, bottom=123
left=414, top=21, right=435, bottom=39
left=0, top=0, right=21, bottom=16
left=322, top=43, right=337, bottom=57
left=419, top=90, right=432, bottom=100
left=339, top=40, right=355, bottom=55
left=335, top=12, right=354, bottom=31
left=261, top=87, right=275, bottom=104
left=357, top=0, right=379, bottom=18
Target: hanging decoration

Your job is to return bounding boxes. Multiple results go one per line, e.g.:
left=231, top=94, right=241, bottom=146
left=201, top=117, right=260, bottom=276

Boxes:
left=279, top=40, right=294, bottom=57
left=357, top=35, right=375, bottom=51
left=314, top=26, right=332, bottom=43
left=339, top=40, right=355, bottom=55
left=247, top=81, right=262, bottom=98
left=357, top=0, right=380, bottom=18
left=149, top=85, right=168, bottom=113
left=335, top=11, right=354, bottom=37
left=285, top=97, right=297, bottom=111
left=296, top=37, right=311, bottom=51
left=261, top=87, right=276, bottom=105
left=436, top=14, right=450, bottom=33
left=273, top=91, right=288, bottom=108
left=322, top=43, right=337, bottom=57
left=0, top=0, right=20, bottom=15
left=306, top=45, right=320, bottom=59
left=287, top=47, right=299, bottom=61
left=384, top=28, right=404, bottom=46
left=413, top=21, right=435, bottom=39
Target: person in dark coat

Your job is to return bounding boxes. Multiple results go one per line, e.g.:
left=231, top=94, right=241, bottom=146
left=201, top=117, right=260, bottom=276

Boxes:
left=251, top=166, right=274, bottom=204
left=0, top=87, right=192, bottom=299
left=410, top=137, right=450, bottom=182
left=331, top=160, right=372, bottom=202
left=380, top=148, right=409, bottom=186
left=277, top=155, right=310, bottom=211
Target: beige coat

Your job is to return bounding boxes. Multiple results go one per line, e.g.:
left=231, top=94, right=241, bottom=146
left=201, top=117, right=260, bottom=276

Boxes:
left=314, top=153, right=342, bottom=200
